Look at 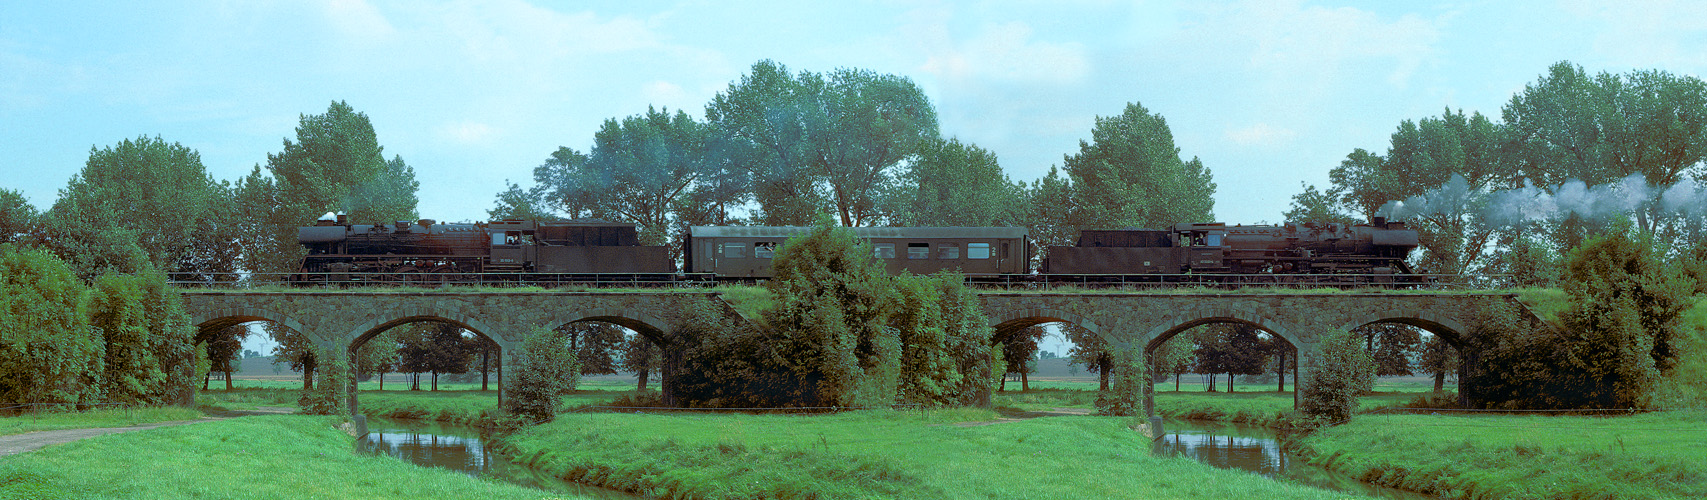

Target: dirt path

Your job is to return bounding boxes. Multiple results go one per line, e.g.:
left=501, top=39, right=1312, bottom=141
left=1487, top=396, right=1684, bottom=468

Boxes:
left=0, top=406, right=297, bottom=457
left=0, top=419, right=217, bottom=456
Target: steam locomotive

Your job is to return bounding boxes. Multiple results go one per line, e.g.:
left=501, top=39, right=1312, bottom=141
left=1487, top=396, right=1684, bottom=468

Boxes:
left=294, top=215, right=1418, bottom=285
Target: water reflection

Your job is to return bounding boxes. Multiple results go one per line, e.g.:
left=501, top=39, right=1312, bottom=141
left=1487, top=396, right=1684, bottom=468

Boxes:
left=1153, top=420, right=1433, bottom=500
left=356, top=418, right=638, bottom=499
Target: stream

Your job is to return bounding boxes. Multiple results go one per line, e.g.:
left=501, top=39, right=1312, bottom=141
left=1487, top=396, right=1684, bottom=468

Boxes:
left=1154, top=419, right=1434, bottom=499
left=356, top=417, right=639, bottom=499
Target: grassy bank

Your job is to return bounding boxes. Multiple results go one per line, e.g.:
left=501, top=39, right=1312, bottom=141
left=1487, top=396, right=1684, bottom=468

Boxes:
left=0, top=407, right=205, bottom=436
left=494, top=409, right=1366, bottom=499
left=1293, top=410, right=1707, bottom=499
left=0, top=415, right=570, bottom=499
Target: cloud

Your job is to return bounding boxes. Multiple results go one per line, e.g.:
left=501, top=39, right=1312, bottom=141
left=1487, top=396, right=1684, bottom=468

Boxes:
left=1204, top=0, right=1441, bottom=88
left=1225, top=123, right=1297, bottom=146
left=921, top=21, right=1089, bottom=85
left=1561, top=0, right=1707, bottom=67
left=437, top=121, right=497, bottom=145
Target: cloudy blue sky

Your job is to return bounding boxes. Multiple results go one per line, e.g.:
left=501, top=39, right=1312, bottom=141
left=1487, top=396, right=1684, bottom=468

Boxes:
left=5, top=1, right=1705, bottom=226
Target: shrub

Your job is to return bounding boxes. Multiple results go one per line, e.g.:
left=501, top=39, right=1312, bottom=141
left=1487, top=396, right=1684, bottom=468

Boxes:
left=1299, top=328, right=1374, bottom=424
left=505, top=327, right=579, bottom=423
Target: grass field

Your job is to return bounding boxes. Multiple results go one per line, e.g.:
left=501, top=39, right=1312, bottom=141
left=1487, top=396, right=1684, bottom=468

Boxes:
left=495, top=409, right=1369, bottom=500
left=1295, top=410, right=1707, bottom=499
left=0, top=415, right=577, bottom=500
left=0, top=407, right=205, bottom=436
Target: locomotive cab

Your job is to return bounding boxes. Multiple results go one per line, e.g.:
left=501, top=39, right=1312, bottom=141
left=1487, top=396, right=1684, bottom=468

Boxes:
left=1171, top=223, right=1230, bottom=272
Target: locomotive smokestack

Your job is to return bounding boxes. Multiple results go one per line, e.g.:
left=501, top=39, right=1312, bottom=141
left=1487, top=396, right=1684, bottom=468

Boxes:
left=1371, top=216, right=1387, bottom=227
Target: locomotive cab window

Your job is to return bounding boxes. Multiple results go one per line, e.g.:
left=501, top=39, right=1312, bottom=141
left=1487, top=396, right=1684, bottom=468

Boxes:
left=873, top=243, right=896, bottom=259
left=968, top=242, right=991, bottom=259
left=1206, top=233, right=1223, bottom=247
left=491, top=232, right=507, bottom=246
left=754, top=242, right=777, bottom=259
left=907, top=243, right=929, bottom=259
left=722, top=242, right=746, bottom=258
left=937, top=243, right=960, bottom=259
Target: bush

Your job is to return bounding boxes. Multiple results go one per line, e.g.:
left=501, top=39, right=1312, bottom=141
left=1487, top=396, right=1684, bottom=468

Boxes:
left=1298, top=328, right=1374, bottom=424
left=0, top=245, right=103, bottom=406
left=297, top=350, right=349, bottom=415
left=505, top=327, right=579, bottom=423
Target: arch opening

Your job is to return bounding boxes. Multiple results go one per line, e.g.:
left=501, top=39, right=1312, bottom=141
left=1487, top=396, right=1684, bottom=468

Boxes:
left=191, top=315, right=302, bottom=394
left=347, top=316, right=503, bottom=413
left=550, top=318, right=664, bottom=395
left=1146, top=319, right=1298, bottom=397
left=1349, top=317, right=1467, bottom=396
left=989, top=312, right=1098, bottom=394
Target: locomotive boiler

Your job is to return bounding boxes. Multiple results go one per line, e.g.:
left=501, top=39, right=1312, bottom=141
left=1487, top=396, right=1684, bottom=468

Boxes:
left=1043, top=218, right=1418, bottom=279
left=295, top=215, right=674, bottom=283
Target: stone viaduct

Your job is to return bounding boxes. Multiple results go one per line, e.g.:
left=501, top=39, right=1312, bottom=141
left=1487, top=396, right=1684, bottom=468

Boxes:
left=181, top=289, right=1540, bottom=420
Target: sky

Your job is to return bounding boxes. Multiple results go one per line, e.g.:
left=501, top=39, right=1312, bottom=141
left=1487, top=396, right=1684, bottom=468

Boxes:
left=8, top=0, right=1707, bottom=228
left=5, top=0, right=1706, bottom=356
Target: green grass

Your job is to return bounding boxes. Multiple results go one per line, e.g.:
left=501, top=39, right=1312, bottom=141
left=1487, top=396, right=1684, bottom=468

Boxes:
left=1294, top=410, right=1707, bottom=499
left=494, top=409, right=1367, bottom=499
left=0, top=415, right=573, bottom=500
left=0, top=407, right=205, bottom=436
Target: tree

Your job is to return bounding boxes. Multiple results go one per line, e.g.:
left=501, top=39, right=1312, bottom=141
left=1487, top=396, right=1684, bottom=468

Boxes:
left=202, top=325, right=245, bottom=390
left=47, top=136, right=230, bottom=274
left=505, top=327, right=580, bottom=423
left=1500, top=62, right=1707, bottom=251
left=487, top=180, right=561, bottom=221
left=997, top=326, right=1044, bottom=392
left=1554, top=236, right=1693, bottom=408
left=0, top=246, right=103, bottom=406
left=86, top=271, right=195, bottom=406
left=245, top=101, right=417, bottom=276
left=706, top=60, right=940, bottom=226
left=1149, top=333, right=1196, bottom=391
left=419, top=323, right=476, bottom=391
left=562, top=322, right=625, bottom=376
left=761, top=224, right=900, bottom=407
left=1329, top=109, right=1503, bottom=276
left=1420, top=334, right=1459, bottom=393
left=1283, top=183, right=1359, bottom=226
left=1061, top=102, right=1215, bottom=230
left=1190, top=324, right=1268, bottom=392
left=1358, top=324, right=1423, bottom=377
left=1299, top=328, right=1376, bottom=424
left=618, top=333, right=662, bottom=391
left=0, top=189, right=38, bottom=244
left=270, top=324, right=318, bottom=390
left=887, top=138, right=1024, bottom=227
left=889, top=272, right=995, bottom=406
left=1065, top=324, right=1112, bottom=390
left=354, top=330, right=400, bottom=390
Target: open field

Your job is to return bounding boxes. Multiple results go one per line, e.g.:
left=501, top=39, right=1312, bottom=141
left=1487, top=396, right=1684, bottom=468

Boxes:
left=0, top=415, right=574, bottom=500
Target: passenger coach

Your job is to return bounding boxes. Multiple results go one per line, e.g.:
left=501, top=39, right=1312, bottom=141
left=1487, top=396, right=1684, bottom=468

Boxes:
left=684, top=226, right=1031, bottom=280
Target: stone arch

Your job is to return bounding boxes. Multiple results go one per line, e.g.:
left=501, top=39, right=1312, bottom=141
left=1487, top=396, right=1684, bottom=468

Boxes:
left=347, top=310, right=498, bottom=353
left=1340, top=310, right=1469, bottom=347
left=191, top=306, right=310, bottom=345
left=547, top=308, right=671, bottom=344
left=988, top=307, right=1101, bottom=344
left=1145, top=312, right=1296, bottom=352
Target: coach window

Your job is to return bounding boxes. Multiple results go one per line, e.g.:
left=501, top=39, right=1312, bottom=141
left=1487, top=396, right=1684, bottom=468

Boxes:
left=722, top=242, right=746, bottom=258
left=754, top=242, right=777, bottom=259
left=907, top=243, right=930, bottom=259
left=937, top=243, right=960, bottom=259
left=968, top=242, right=991, bottom=259
left=873, top=243, right=896, bottom=259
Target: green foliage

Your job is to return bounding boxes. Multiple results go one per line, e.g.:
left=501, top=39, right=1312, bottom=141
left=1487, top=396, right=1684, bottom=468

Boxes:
left=297, top=348, right=349, bottom=415
left=887, top=138, right=1025, bottom=227
left=760, top=225, right=901, bottom=407
left=47, top=135, right=231, bottom=274
left=485, top=179, right=560, bottom=222
left=617, top=332, right=662, bottom=390
left=0, top=188, right=38, bottom=244
left=1299, top=328, right=1376, bottom=424
left=1554, top=236, right=1693, bottom=407
left=505, top=327, right=580, bottom=423
left=1282, top=183, right=1359, bottom=226
left=891, top=272, right=993, bottom=405
left=706, top=60, right=939, bottom=226
left=88, top=271, right=194, bottom=405
left=1648, top=297, right=1707, bottom=407
left=1062, top=101, right=1216, bottom=230
left=1094, top=347, right=1144, bottom=416
left=0, top=245, right=102, bottom=406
